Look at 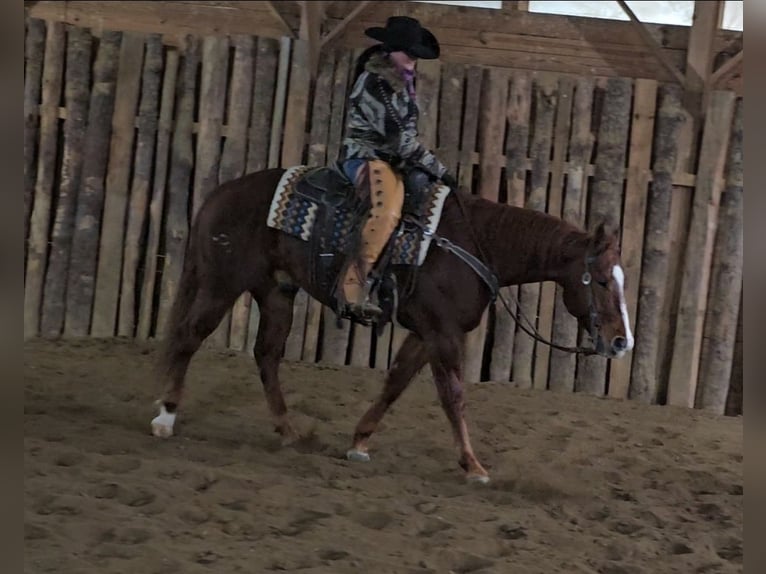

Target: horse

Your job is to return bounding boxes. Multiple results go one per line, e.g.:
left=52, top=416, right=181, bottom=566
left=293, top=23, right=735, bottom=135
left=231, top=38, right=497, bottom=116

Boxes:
left=150, top=166, right=634, bottom=484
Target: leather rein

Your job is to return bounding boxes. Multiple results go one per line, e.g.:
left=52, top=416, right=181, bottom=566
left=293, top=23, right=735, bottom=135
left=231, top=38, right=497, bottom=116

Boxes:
left=409, top=188, right=599, bottom=357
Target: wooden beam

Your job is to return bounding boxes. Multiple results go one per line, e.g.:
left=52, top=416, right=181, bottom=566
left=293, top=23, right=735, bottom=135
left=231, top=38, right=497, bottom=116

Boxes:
left=616, top=0, right=686, bottom=86
left=685, top=0, right=723, bottom=114
left=321, top=0, right=370, bottom=48
left=710, top=48, right=742, bottom=88
left=266, top=0, right=297, bottom=38
left=300, top=0, right=324, bottom=80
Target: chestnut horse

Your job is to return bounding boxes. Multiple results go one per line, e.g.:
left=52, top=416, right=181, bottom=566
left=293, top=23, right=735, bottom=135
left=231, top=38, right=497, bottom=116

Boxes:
left=151, top=167, right=634, bottom=483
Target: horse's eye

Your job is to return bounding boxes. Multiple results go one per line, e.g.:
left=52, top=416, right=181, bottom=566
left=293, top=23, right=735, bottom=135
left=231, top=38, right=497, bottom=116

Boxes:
left=597, top=280, right=609, bottom=288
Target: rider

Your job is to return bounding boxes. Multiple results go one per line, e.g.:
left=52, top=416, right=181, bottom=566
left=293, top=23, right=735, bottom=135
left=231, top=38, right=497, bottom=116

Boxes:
left=336, top=16, right=456, bottom=320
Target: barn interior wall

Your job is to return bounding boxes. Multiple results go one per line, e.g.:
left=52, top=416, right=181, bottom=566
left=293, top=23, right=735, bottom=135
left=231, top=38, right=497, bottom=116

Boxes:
left=23, top=15, right=743, bottom=416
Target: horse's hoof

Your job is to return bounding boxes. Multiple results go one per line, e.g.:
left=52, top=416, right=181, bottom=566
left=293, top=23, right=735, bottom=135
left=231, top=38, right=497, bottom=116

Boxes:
left=150, top=406, right=176, bottom=438
left=346, top=448, right=371, bottom=462
left=467, top=473, right=491, bottom=485
left=151, top=422, right=174, bottom=438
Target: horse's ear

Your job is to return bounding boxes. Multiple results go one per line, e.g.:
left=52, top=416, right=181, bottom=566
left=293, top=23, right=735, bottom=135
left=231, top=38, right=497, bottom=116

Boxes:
left=591, top=220, right=618, bottom=254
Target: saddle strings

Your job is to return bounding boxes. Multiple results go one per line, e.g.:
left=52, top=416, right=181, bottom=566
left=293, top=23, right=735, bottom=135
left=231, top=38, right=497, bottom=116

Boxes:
left=450, top=190, right=598, bottom=357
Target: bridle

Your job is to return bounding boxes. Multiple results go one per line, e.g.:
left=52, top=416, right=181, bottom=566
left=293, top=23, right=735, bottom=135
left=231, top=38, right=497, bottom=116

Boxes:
left=424, top=188, right=601, bottom=357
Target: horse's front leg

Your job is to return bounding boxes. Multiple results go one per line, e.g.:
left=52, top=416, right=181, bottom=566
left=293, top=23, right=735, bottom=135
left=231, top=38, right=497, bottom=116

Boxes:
left=347, top=333, right=428, bottom=461
left=430, top=351, right=490, bottom=484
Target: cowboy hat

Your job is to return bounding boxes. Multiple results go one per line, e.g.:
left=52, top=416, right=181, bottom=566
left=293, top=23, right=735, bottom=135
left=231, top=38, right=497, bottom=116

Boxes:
left=365, top=16, right=440, bottom=60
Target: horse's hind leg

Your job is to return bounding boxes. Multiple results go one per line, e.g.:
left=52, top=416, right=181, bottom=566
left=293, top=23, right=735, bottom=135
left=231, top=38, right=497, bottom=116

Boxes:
left=152, top=285, right=239, bottom=438
left=253, top=285, right=298, bottom=442
left=347, top=332, right=428, bottom=462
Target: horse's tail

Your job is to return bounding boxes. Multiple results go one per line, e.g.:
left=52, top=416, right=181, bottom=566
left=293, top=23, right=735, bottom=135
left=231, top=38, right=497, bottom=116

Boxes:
left=157, top=234, right=200, bottom=377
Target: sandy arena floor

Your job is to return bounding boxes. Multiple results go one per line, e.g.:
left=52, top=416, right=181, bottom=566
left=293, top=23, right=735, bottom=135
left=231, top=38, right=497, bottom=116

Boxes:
left=25, top=338, right=742, bottom=573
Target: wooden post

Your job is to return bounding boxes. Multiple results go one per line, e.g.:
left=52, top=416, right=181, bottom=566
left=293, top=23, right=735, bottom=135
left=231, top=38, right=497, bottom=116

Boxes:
left=512, top=74, right=556, bottom=389
left=39, top=25, right=91, bottom=338
left=221, top=36, right=256, bottom=352
left=549, top=77, right=594, bottom=392
left=696, top=98, right=742, bottom=414
left=490, top=71, right=530, bottom=383
left=533, top=76, right=574, bottom=390
left=575, top=77, right=631, bottom=396
left=90, top=33, right=145, bottom=338
left=117, top=34, right=163, bottom=338
left=629, top=85, right=686, bottom=403
left=607, top=78, right=658, bottom=399
left=156, top=37, right=200, bottom=337
left=24, top=18, right=45, bottom=267
left=666, top=90, right=736, bottom=408
left=24, top=21, right=64, bottom=339
left=137, top=48, right=179, bottom=340
left=64, top=31, right=122, bottom=337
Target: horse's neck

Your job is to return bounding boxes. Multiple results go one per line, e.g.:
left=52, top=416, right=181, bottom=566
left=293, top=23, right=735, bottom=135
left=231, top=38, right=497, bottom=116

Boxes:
left=469, top=199, right=586, bottom=286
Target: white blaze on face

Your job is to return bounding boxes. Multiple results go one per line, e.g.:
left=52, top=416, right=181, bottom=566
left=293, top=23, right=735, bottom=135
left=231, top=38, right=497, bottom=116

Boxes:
left=612, top=265, right=634, bottom=350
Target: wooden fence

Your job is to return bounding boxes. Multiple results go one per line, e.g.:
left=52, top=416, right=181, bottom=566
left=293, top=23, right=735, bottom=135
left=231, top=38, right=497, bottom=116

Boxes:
left=23, top=20, right=744, bottom=415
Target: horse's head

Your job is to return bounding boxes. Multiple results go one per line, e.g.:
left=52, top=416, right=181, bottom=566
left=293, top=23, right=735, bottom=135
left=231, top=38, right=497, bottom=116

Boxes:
left=560, top=222, right=634, bottom=359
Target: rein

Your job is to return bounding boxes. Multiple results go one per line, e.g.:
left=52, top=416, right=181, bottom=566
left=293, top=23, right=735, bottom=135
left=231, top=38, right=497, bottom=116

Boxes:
left=443, top=190, right=599, bottom=357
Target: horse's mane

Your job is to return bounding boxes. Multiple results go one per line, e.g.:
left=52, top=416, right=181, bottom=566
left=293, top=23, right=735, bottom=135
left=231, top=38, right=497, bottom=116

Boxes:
left=460, top=192, right=590, bottom=265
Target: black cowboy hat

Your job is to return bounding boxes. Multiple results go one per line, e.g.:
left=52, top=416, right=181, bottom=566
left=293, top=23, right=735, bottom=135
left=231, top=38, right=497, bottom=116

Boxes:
left=365, top=16, right=440, bottom=60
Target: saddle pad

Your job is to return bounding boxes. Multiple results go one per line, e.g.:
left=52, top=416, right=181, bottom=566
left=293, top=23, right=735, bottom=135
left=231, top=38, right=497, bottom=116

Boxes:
left=267, top=165, right=451, bottom=267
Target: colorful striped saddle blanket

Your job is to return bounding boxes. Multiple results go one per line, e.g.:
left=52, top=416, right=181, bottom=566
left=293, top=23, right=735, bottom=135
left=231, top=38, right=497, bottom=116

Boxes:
left=266, top=165, right=451, bottom=267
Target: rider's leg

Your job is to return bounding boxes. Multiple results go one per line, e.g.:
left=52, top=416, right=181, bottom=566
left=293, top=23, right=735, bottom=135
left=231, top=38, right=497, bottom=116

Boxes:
left=338, top=160, right=404, bottom=318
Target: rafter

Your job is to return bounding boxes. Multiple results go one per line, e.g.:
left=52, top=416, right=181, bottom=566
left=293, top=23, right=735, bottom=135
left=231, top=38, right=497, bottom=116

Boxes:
left=321, top=0, right=371, bottom=48
left=616, top=0, right=686, bottom=86
left=710, top=49, right=743, bottom=88
left=265, top=0, right=296, bottom=39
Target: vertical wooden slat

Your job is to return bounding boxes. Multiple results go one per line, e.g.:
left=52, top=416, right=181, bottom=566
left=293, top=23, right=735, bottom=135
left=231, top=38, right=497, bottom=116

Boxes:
left=724, top=296, right=743, bottom=416
left=244, top=37, right=280, bottom=349
left=137, top=47, right=179, bottom=340
left=629, top=84, right=685, bottom=403
left=268, top=37, right=291, bottom=169
left=23, top=21, right=64, bottom=338
left=40, top=25, right=91, bottom=338
left=457, top=66, right=482, bottom=191
left=490, top=71, right=531, bottom=383
left=302, top=49, right=335, bottom=363
left=193, top=36, right=230, bottom=218
left=90, top=33, right=146, bottom=337
left=575, top=77, right=632, bottom=396
left=221, top=36, right=256, bottom=352
left=156, top=37, right=200, bottom=337
left=196, top=36, right=231, bottom=348
left=416, top=58, right=441, bottom=151
left=548, top=78, right=594, bottom=392
left=320, top=49, right=353, bottom=365
left=465, top=68, right=509, bottom=383
left=511, top=74, right=556, bottom=389
left=24, top=18, right=46, bottom=265
left=696, top=98, right=742, bottom=414
left=116, top=34, right=163, bottom=338
left=436, top=63, right=464, bottom=176
left=533, top=76, right=574, bottom=390
left=327, top=49, right=352, bottom=163
left=65, top=31, right=122, bottom=337
left=666, top=90, right=736, bottom=408
left=282, top=35, right=313, bottom=362
left=607, top=78, right=657, bottom=399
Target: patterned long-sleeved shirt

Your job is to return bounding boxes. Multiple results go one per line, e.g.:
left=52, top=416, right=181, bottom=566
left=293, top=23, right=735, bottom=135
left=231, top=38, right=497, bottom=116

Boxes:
left=340, top=52, right=447, bottom=179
